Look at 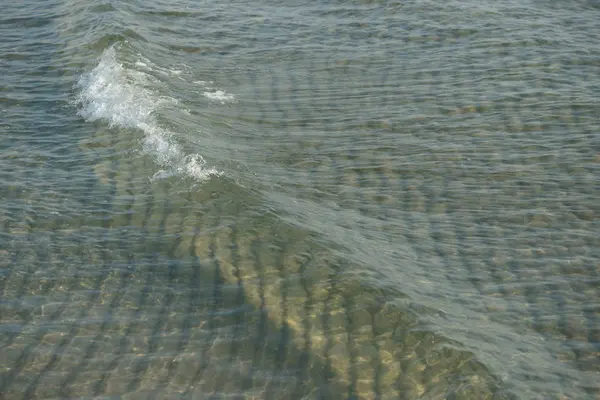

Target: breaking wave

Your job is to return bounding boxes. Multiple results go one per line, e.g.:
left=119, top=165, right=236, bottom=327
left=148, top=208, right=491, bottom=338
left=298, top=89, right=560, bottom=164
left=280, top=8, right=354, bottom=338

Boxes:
left=76, top=45, right=222, bottom=181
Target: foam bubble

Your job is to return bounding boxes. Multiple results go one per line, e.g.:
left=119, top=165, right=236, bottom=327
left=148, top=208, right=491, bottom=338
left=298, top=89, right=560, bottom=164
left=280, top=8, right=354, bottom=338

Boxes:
left=76, top=45, right=221, bottom=181
left=197, top=80, right=235, bottom=104
left=203, top=90, right=235, bottom=104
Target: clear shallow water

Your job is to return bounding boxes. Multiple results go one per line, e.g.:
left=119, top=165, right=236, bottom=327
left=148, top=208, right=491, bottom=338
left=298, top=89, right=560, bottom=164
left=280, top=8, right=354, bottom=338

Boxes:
left=1, top=0, right=599, bottom=399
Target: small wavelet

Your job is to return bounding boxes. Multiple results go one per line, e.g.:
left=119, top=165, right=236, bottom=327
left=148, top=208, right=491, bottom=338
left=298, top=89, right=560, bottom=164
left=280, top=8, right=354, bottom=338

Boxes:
left=75, top=45, right=221, bottom=181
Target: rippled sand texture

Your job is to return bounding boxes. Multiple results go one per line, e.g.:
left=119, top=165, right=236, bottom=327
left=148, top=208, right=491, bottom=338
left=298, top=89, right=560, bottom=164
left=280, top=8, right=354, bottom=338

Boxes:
left=2, top=135, right=508, bottom=399
left=2, top=0, right=600, bottom=399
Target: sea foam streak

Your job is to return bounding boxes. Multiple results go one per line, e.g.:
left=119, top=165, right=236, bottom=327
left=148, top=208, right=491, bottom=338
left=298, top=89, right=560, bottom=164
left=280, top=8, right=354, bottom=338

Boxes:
left=76, top=46, right=221, bottom=181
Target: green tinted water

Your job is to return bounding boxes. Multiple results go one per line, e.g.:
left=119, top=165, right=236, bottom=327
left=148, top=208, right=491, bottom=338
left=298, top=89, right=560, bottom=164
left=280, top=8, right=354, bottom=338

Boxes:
left=1, top=0, right=599, bottom=399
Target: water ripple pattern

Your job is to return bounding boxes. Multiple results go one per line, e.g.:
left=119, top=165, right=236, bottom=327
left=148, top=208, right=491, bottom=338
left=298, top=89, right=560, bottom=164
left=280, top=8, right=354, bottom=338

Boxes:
left=1, top=0, right=599, bottom=399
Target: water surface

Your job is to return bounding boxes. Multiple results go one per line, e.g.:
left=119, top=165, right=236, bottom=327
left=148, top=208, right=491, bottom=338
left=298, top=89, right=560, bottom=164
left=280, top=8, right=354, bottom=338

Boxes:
left=1, top=0, right=599, bottom=398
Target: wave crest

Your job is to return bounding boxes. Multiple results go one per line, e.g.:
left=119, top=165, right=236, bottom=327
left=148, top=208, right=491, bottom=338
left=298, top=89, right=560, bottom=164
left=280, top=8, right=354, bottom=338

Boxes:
left=76, top=45, right=221, bottom=181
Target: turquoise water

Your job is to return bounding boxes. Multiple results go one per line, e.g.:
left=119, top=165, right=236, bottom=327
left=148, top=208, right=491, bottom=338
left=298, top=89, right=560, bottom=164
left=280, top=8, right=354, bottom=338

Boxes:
left=1, top=0, right=599, bottom=398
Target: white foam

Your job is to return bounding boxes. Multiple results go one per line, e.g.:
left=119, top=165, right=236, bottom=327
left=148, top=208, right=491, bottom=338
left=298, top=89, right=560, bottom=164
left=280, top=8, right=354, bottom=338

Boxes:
left=76, top=46, right=221, bottom=181
left=196, top=80, right=235, bottom=104
left=203, top=90, right=235, bottom=104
